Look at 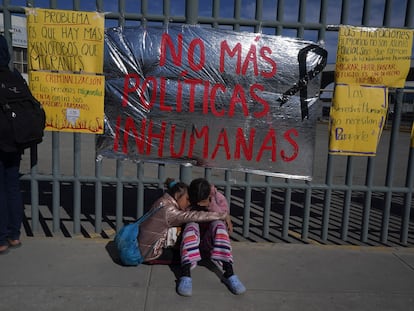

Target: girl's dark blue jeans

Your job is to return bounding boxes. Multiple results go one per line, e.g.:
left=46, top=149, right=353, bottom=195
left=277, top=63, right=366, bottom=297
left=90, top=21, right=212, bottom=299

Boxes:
left=0, top=151, right=23, bottom=246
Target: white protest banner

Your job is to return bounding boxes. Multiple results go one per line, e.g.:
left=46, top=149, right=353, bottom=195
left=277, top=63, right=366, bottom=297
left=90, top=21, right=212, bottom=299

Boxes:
left=97, top=26, right=327, bottom=180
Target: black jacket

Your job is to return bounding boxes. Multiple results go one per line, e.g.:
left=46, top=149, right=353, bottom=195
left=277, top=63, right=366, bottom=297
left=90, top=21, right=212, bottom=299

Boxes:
left=0, top=35, right=27, bottom=153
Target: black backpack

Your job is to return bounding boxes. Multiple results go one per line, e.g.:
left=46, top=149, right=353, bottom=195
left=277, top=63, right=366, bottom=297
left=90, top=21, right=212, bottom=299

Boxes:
left=0, top=68, right=46, bottom=152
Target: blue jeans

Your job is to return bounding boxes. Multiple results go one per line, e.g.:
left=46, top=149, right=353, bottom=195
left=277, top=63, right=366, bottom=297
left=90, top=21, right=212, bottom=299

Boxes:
left=0, top=151, right=23, bottom=246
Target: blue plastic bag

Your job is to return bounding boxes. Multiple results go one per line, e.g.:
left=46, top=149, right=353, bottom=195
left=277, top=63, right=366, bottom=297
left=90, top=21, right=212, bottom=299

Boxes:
left=114, top=205, right=163, bottom=266
left=114, top=221, right=143, bottom=266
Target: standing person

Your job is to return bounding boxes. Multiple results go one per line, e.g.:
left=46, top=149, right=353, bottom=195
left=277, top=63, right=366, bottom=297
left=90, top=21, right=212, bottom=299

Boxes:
left=177, top=178, right=246, bottom=296
left=138, top=177, right=228, bottom=269
left=0, top=35, right=23, bottom=254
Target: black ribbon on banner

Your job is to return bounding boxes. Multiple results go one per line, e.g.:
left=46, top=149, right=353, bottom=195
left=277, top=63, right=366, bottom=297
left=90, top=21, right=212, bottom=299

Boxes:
left=277, top=44, right=328, bottom=120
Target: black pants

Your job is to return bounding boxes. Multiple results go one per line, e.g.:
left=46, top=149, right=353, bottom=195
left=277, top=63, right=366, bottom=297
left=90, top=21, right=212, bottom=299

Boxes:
left=146, top=247, right=181, bottom=265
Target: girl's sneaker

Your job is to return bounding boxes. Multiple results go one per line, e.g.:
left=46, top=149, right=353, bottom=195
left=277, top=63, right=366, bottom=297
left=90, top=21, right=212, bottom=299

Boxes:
left=223, top=275, right=246, bottom=295
left=177, top=276, right=192, bottom=297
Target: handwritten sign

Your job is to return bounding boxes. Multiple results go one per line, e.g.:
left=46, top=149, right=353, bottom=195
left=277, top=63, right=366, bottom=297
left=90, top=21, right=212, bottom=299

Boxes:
left=96, top=26, right=327, bottom=180
left=26, top=8, right=105, bottom=133
left=329, top=26, right=413, bottom=155
left=29, top=71, right=104, bottom=133
left=329, top=84, right=387, bottom=155
left=26, top=8, right=104, bottom=72
left=335, top=26, right=413, bottom=87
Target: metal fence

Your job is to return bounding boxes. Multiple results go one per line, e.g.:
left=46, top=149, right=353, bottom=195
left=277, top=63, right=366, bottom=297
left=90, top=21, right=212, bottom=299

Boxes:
left=1, top=0, right=413, bottom=246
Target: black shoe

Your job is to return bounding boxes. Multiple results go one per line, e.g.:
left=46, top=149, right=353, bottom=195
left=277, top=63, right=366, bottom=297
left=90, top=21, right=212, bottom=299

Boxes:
left=0, top=244, right=9, bottom=254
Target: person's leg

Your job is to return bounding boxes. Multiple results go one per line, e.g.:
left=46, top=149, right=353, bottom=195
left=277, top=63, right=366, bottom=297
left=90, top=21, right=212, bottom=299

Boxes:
left=206, top=220, right=246, bottom=295
left=0, top=153, right=9, bottom=252
left=4, top=152, right=23, bottom=245
left=204, top=220, right=233, bottom=265
left=180, top=222, right=202, bottom=270
left=177, top=222, right=201, bottom=296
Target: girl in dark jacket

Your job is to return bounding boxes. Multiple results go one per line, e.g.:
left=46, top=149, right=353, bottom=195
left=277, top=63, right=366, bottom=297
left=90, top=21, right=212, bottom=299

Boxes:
left=0, top=35, right=23, bottom=254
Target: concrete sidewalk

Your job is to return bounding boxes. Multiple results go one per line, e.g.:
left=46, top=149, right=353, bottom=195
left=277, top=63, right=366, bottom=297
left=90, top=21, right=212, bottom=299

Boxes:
left=1, top=237, right=414, bottom=311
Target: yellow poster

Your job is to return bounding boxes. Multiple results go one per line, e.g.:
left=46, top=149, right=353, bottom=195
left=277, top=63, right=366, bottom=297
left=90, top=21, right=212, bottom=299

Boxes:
left=26, top=8, right=105, bottom=134
left=411, top=122, right=414, bottom=148
left=329, top=84, right=388, bottom=156
left=26, top=8, right=104, bottom=73
left=330, top=26, right=413, bottom=155
left=29, top=71, right=105, bottom=133
left=336, top=26, right=413, bottom=88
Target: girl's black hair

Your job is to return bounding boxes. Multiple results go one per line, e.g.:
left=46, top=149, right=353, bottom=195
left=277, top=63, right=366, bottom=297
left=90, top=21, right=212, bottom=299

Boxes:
left=164, top=178, right=188, bottom=199
left=188, top=178, right=211, bottom=205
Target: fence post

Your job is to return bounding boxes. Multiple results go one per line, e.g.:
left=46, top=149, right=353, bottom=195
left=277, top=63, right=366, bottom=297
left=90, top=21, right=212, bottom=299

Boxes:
left=185, top=0, right=198, bottom=25
left=401, top=132, right=414, bottom=244
left=381, top=88, right=403, bottom=244
left=180, top=164, right=193, bottom=185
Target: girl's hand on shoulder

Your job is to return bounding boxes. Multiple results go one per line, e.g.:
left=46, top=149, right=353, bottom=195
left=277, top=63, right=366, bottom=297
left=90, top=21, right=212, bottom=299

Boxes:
left=218, top=212, right=227, bottom=220
left=210, top=185, right=217, bottom=196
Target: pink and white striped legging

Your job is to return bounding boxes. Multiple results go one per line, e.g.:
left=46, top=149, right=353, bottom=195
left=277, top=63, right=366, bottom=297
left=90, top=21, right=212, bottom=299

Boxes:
left=180, top=220, right=233, bottom=268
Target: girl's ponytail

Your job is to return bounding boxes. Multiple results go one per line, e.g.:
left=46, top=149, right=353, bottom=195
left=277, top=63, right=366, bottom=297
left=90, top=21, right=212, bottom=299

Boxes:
left=165, top=178, right=188, bottom=199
